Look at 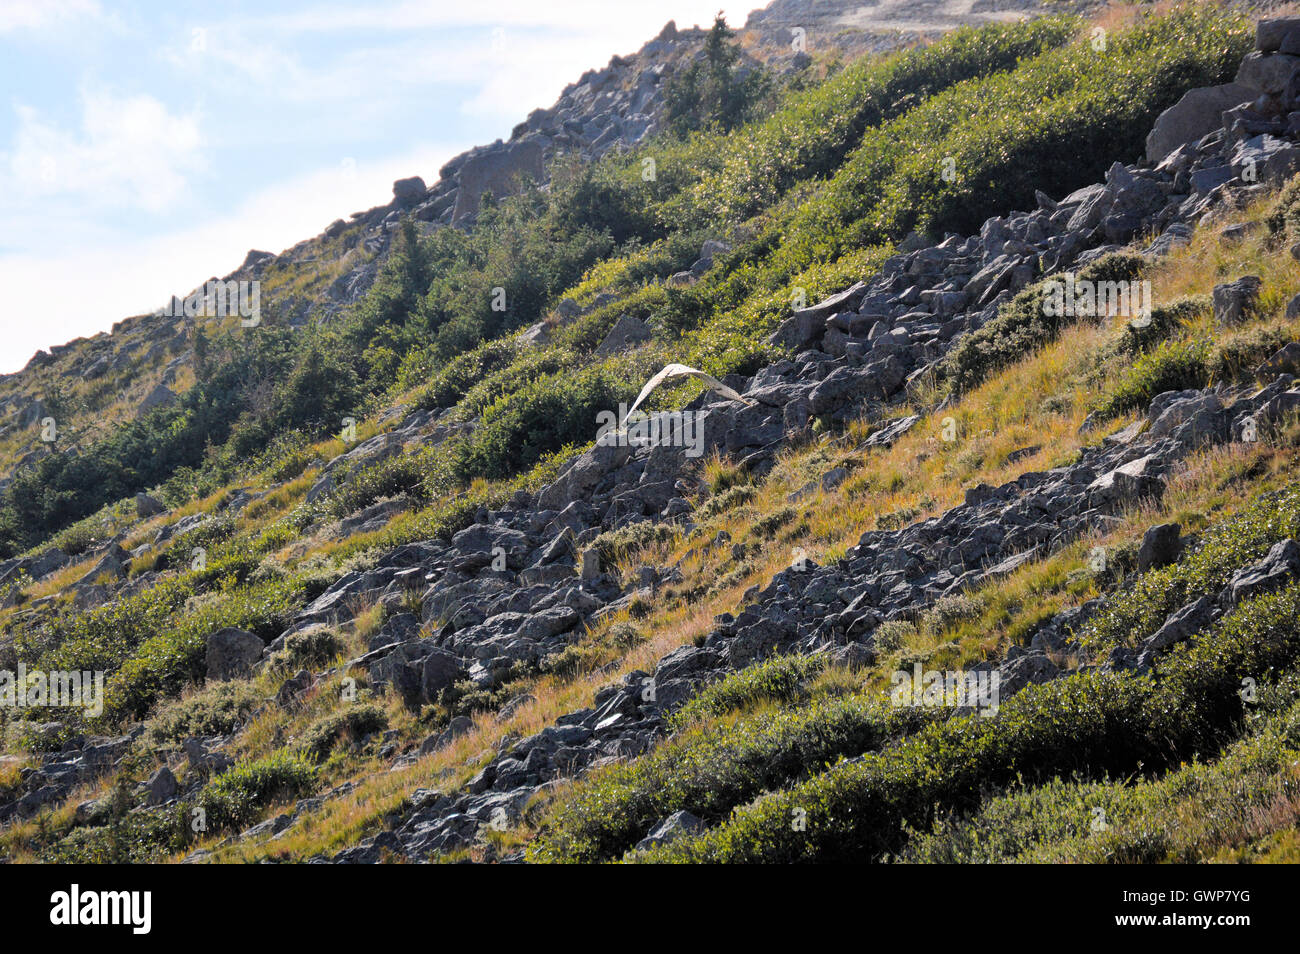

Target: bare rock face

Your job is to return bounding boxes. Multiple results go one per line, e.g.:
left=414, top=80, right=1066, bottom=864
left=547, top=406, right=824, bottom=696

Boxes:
left=1145, top=83, right=1253, bottom=163
left=450, top=140, right=546, bottom=223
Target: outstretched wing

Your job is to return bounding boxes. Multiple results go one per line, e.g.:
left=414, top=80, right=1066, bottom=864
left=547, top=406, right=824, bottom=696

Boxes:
left=621, top=363, right=753, bottom=427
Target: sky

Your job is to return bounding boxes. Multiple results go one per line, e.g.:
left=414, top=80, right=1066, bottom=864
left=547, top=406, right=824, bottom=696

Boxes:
left=0, top=0, right=745, bottom=374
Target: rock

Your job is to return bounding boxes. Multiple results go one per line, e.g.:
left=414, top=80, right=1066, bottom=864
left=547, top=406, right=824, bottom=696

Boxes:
left=1137, top=522, right=1182, bottom=572
left=997, top=652, right=1059, bottom=696
left=449, top=523, right=530, bottom=570
left=580, top=547, right=601, bottom=582
left=276, top=669, right=312, bottom=708
left=1231, top=134, right=1300, bottom=185
left=1257, top=19, right=1300, bottom=54
left=1146, top=83, right=1253, bottom=164
left=451, top=139, right=546, bottom=223
left=134, top=492, right=166, bottom=519
left=1227, top=538, right=1300, bottom=604
left=1088, top=454, right=1163, bottom=507
left=144, top=766, right=178, bottom=806
left=206, top=628, right=265, bottom=681
left=1235, top=52, right=1300, bottom=97
left=392, top=176, right=427, bottom=204
left=1137, top=596, right=1215, bottom=668
left=1148, top=391, right=1226, bottom=447
left=1212, top=277, right=1262, bottom=326
left=76, top=545, right=129, bottom=586
left=139, top=383, right=175, bottom=413
left=820, top=466, right=848, bottom=492
left=420, top=650, right=462, bottom=703
left=634, top=810, right=705, bottom=852
left=767, top=282, right=868, bottom=351
left=593, top=314, right=653, bottom=357
left=1257, top=341, right=1300, bottom=378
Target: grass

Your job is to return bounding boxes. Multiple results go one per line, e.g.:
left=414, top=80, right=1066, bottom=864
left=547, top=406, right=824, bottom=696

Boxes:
left=1, top=3, right=1295, bottom=865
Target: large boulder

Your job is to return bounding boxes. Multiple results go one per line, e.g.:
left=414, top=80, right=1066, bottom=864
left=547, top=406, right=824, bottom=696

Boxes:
left=1231, top=134, right=1300, bottom=186
left=634, top=810, right=705, bottom=852
left=392, top=176, right=427, bottom=204
left=420, top=649, right=462, bottom=703
left=1257, top=19, right=1300, bottom=54
left=1137, top=522, right=1182, bottom=572
left=1213, top=276, right=1262, bottom=326
left=1145, top=83, right=1253, bottom=163
left=1227, top=538, right=1300, bottom=604
left=206, top=628, right=265, bottom=681
left=451, top=139, right=546, bottom=223
left=139, top=383, right=175, bottom=413
left=1235, top=51, right=1300, bottom=97
left=593, top=314, right=653, bottom=357
left=134, top=492, right=166, bottom=519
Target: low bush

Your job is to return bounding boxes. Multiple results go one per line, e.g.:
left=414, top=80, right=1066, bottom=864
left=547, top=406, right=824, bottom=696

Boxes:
left=198, top=751, right=318, bottom=831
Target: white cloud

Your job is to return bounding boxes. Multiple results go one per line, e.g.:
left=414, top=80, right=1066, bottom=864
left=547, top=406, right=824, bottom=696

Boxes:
left=0, top=145, right=456, bottom=373
left=0, top=0, right=101, bottom=33
left=1, top=89, right=204, bottom=213
left=244, top=0, right=738, bottom=35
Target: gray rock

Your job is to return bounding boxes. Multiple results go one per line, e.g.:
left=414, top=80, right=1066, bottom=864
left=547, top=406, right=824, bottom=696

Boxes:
left=1235, top=52, right=1300, bottom=97
left=139, top=383, right=175, bottom=413
left=1137, top=595, right=1214, bottom=668
left=145, top=765, right=178, bottom=806
left=1257, top=341, right=1300, bottom=378
left=1146, top=84, right=1253, bottom=163
left=634, top=809, right=705, bottom=852
left=1137, top=522, right=1182, bottom=572
left=1257, top=19, right=1300, bottom=54
left=134, top=492, right=166, bottom=519
left=593, top=314, right=653, bottom=357
left=420, top=649, right=462, bottom=703
left=451, top=139, right=545, bottom=223
left=392, top=176, right=427, bottom=204
left=767, top=282, right=868, bottom=352
left=1227, top=538, right=1300, bottom=604
left=1213, top=276, right=1262, bottom=326
left=206, top=628, right=265, bottom=681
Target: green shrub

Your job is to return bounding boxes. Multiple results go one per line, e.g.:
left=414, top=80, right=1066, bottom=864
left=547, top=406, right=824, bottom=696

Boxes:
left=590, top=521, right=678, bottom=568
left=1085, top=483, right=1300, bottom=654
left=146, top=682, right=263, bottom=745
left=699, top=484, right=756, bottom=519
left=1120, top=295, right=1210, bottom=355
left=1095, top=337, right=1211, bottom=420
left=198, top=751, right=318, bottom=831
left=942, top=253, right=1148, bottom=395
left=413, top=338, right=520, bottom=410
left=278, top=626, right=345, bottom=670
left=873, top=620, right=917, bottom=652
left=530, top=693, right=933, bottom=863
left=671, top=654, right=827, bottom=727
left=328, top=452, right=425, bottom=517
left=641, top=578, right=1300, bottom=863
left=300, top=703, right=388, bottom=762
left=1265, top=172, right=1300, bottom=244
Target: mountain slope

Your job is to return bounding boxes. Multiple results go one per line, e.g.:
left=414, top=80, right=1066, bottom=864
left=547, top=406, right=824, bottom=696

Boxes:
left=9, top=3, right=1300, bottom=866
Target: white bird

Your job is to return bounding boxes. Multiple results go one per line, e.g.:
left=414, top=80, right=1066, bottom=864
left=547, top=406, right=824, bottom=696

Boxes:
left=620, top=363, right=754, bottom=428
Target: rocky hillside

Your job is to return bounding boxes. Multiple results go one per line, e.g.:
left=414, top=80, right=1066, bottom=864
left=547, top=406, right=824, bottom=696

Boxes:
left=5, top=3, right=1300, bottom=866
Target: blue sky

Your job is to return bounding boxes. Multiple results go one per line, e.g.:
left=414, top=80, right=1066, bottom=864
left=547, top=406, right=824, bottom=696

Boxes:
left=0, top=0, right=741, bottom=373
